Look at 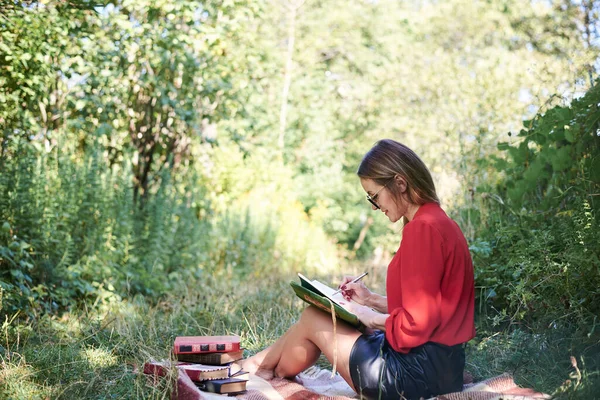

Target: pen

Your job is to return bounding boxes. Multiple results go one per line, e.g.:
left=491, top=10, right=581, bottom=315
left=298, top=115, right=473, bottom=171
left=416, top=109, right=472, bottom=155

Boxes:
left=332, top=272, right=368, bottom=296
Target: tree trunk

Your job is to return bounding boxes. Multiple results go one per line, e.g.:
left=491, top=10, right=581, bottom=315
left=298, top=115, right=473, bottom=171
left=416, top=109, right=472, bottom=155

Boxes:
left=278, top=0, right=304, bottom=160
left=352, top=216, right=373, bottom=254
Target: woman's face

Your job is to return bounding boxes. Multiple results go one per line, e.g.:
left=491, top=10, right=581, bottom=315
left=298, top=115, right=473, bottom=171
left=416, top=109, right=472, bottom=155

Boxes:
left=360, top=177, right=409, bottom=223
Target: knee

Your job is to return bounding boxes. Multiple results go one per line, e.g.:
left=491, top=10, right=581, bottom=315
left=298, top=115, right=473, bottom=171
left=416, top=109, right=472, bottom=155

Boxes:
left=299, top=305, right=327, bottom=325
left=298, top=305, right=336, bottom=332
left=273, top=364, right=290, bottom=379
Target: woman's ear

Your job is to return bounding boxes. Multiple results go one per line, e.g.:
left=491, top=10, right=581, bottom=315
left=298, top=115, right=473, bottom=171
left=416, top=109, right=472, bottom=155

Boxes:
left=394, top=175, right=407, bottom=193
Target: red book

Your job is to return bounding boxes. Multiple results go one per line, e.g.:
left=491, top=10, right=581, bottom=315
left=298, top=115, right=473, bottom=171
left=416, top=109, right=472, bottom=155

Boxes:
left=173, top=335, right=241, bottom=354
left=179, top=363, right=230, bottom=382
left=143, top=360, right=192, bottom=377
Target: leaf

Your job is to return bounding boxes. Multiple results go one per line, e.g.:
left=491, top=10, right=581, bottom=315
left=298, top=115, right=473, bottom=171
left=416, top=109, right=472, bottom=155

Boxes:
left=531, top=132, right=547, bottom=145
left=550, top=146, right=572, bottom=172
left=554, top=106, right=572, bottom=124
left=523, top=157, right=547, bottom=184
left=508, top=142, right=529, bottom=165
left=564, top=126, right=575, bottom=143
left=507, top=185, right=526, bottom=204
left=497, top=142, right=510, bottom=151
left=0, top=43, right=12, bottom=54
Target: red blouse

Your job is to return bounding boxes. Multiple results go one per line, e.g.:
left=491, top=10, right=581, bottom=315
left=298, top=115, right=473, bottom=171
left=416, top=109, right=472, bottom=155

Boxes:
left=384, top=202, right=475, bottom=353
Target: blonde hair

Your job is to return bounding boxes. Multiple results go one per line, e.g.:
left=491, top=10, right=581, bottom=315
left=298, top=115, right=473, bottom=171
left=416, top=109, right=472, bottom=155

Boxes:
left=357, top=139, right=439, bottom=212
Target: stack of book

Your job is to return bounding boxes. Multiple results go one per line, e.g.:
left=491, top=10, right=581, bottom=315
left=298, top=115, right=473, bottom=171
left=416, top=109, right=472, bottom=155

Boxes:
left=144, top=335, right=248, bottom=396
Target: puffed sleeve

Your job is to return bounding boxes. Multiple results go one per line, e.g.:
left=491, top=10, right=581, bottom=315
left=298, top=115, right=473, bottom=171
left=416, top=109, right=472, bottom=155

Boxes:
left=385, top=220, right=445, bottom=353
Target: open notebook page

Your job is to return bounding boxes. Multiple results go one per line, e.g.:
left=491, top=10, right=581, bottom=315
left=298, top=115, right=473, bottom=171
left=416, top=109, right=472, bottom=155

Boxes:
left=302, top=277, right=360, bottom=312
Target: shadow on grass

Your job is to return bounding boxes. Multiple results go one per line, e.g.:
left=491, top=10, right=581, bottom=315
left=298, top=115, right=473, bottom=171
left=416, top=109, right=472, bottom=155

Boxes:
left=0, top=274, right=297, bottom=399
left=1, top=311, right=173, bottom=400
left=2, top=273, right=599, bottom=399
left=467, top=322, right=600, bottom=399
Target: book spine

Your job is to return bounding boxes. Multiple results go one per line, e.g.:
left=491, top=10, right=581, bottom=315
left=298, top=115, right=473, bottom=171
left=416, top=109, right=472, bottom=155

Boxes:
left=199, top=354, right=220, bottom=364
left=177, top=353, right=223, bottom=364
left=184, top=370, right=202, bottom=382
left=174, top=341, right=240, bottom=354
left=195, top=381, right=217, bottom=392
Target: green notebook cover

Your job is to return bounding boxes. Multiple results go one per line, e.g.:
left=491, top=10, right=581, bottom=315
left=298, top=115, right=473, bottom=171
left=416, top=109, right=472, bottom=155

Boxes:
left=290, top=278, right=361, bottom=328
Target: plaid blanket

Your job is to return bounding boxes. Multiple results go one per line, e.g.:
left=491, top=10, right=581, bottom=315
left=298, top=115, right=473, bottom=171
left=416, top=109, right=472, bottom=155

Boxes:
left=174, top=367, right=550, bottom=400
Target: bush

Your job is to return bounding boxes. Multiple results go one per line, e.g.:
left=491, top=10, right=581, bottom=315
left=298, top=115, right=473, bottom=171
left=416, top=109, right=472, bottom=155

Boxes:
left=0, top=137, right=341, bottom=319
left=467, top=79, right=600, bottom=330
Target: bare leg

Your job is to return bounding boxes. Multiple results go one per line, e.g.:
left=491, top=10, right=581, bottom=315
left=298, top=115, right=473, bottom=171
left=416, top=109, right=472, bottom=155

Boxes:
left=242, top=306, right=362, bottom=391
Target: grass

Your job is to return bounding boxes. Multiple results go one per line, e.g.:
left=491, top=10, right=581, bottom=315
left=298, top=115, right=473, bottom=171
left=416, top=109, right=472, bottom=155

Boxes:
left=1, top=269, right=599, bottom=399
left=467, top=325, right=600, bottom=399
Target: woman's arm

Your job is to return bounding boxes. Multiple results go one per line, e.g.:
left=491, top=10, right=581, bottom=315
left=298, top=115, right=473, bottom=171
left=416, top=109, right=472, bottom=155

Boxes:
left=365, top=293, right=388, bottom=313
left=350, top=304, right=389, bottom=331
left=366, top=311, right=389, bottom=331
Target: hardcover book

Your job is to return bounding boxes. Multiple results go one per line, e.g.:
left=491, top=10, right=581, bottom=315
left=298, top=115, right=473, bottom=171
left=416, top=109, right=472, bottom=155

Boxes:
left=195, top=377, right=247, bottom=395
left=227, top=362, right=243, bottom=376
left=290, top=273, right=362, bottom=328
left=230, top=370, right=249, bottom=381
left=143, top=360, right=189, bottom=378
left=173, top=335, right=241, bottom=354
left=179, top=363, right=230, bottom=382
left=143, top=360, right=230, bottom=382
left=176, top=349, right=244, bottom=365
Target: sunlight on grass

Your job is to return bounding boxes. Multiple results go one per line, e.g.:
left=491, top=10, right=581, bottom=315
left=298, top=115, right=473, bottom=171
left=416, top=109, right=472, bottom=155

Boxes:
left=45, top=314, right=84, bottom=339
left=0, top=359, right=49, bottom=399
left=82, top=347, right=118, bottom=369
left=2, top=273, right=598, bottom=399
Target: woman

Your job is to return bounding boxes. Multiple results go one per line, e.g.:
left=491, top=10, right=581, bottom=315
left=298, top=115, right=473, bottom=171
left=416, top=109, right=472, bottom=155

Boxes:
left=242, top=139, right=475, bottom=399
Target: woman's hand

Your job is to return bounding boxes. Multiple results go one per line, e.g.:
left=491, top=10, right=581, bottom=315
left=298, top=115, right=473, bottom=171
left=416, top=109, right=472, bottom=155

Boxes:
left=339, top=275, right=373, bottom=306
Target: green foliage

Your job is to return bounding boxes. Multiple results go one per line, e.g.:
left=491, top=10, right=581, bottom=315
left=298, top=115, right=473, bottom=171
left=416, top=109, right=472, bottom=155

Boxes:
left=498, top=86, right=600, bottom=211
left=0, top=137, right=340, bottom=318
left=0, top=0, right=341, bottom=318
left=72, top=0, right=267, bottom=201
left=0, top=3, right=84, bottom=142
left=468, top=79, right=600, bottom=329
left=0, top=0, right=599, bottom=394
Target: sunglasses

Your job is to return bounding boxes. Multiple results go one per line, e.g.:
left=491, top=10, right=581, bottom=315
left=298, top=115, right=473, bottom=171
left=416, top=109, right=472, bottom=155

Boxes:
left=366, top=179, right=392, bottom=210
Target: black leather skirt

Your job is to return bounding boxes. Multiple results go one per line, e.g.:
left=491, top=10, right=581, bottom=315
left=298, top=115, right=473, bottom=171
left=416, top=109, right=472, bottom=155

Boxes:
left=349, top=331, right=465, bottom=400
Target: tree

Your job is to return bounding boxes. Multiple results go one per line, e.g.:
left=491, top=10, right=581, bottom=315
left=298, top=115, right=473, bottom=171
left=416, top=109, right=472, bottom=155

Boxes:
left=70, top=0, right=266, bottom=203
